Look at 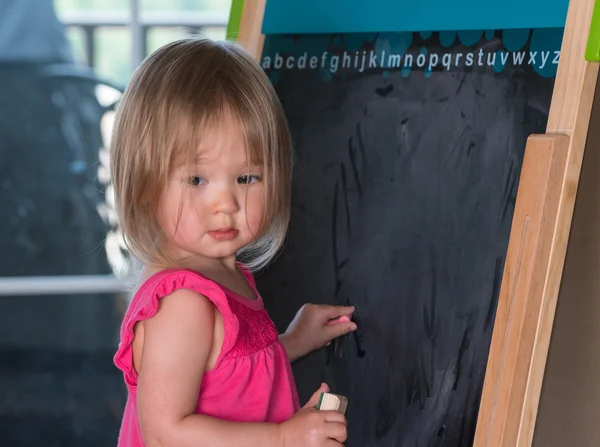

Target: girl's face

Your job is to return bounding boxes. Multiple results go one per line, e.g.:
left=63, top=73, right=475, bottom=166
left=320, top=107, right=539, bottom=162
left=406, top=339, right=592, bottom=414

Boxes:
left=158, top=114, right=265, bottom=267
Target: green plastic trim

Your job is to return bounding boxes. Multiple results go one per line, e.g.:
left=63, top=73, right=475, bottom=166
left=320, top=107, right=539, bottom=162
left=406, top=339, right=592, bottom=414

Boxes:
left=585, top=0, right=600, bottom=62
left=226, top=0, right=245, bottom=41
left=316, top=392, right=325, bottom=410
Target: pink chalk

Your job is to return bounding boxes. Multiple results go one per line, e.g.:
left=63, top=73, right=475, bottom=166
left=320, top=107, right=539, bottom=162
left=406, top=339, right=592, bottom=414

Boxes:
left=327, top=315, right=351, bottom=325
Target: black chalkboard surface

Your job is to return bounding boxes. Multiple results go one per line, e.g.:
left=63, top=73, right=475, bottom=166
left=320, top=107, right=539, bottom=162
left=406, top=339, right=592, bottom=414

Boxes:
left=256, top=29, right=562, bottom=446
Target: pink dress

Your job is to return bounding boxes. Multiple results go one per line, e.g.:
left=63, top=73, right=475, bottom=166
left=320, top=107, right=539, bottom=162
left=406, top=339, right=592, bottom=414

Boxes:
left=113, top=266, right=300, bottom=446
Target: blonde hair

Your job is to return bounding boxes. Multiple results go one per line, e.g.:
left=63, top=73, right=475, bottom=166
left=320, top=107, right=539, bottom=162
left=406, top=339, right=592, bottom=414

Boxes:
left=110, top=38, right=292, bottom=272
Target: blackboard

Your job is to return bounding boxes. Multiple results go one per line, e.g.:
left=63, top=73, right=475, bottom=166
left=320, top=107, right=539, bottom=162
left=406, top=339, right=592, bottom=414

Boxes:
left=256, top=29, right=562, bottom=446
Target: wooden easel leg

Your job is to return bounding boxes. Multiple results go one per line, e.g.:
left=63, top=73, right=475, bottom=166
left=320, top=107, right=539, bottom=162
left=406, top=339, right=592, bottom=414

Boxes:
left=533, top=75, right=600, bottom=447
left=474, top=134, right=570, bottom=447
left=235, top=0, right=266, bottom=60
left=475, top=0, right=600, bottom=444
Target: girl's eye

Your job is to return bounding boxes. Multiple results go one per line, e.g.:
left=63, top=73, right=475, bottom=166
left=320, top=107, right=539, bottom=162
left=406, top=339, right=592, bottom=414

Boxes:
left=187, top=176, right=206, bottom=186
left=238, top=175, right=261, bottom=185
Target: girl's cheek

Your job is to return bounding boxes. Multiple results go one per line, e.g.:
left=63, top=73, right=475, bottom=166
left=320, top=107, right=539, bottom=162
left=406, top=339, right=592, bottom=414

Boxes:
left=246, top=193, right=266, bottom=233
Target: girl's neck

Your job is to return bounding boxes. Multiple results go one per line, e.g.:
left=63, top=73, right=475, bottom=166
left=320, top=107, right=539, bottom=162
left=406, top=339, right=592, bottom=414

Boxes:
left=139, top=255, right=252, bottom=298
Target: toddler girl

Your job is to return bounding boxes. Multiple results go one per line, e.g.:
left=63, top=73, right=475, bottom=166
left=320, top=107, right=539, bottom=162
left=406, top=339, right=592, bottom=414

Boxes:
left=111, top=38, right=357, bottom=447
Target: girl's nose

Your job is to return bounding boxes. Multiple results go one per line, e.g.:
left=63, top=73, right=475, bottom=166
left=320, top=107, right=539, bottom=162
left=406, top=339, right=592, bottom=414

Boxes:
left=213, top=186, right=240, bottom=214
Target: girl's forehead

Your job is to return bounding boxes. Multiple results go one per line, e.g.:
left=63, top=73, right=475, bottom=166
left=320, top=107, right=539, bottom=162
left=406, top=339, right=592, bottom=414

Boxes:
left=198, top=121, right=244, bottom=151
left=171, top=106, right=262, bottom=168
left=173, top=140, right=258, bottom=170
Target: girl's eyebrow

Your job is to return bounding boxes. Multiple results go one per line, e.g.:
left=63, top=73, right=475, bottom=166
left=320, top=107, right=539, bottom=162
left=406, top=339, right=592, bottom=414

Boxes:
left=194, top=152, right=209, bottom=162
left=172, top=153, right=207, bottom=168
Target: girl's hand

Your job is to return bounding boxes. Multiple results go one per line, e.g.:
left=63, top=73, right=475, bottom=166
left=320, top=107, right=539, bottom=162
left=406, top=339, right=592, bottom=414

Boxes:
left=279, top=383, right=347, bottom=447
left=280, top=304, right=357, bottom=362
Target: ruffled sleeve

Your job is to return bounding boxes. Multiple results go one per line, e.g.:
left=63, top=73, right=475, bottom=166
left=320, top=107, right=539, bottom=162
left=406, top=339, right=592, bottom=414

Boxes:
left=113, top=269, right=239, bottom=387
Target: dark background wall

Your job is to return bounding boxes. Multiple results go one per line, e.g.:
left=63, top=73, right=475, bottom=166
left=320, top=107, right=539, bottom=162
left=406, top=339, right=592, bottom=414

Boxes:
left=0, top=66, right=124, bottom=446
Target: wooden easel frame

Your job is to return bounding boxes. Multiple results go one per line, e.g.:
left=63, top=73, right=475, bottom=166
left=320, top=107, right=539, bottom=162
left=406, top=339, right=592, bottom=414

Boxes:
left=474, top=0, right=599, bottom=444
left=229, top=0, right=267, bottom=60
left=231, top=0, right=600, bottom=445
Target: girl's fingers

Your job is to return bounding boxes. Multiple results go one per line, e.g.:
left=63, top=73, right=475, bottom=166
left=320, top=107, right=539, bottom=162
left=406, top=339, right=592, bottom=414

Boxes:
left=322, top=305, right=355, bottom=319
